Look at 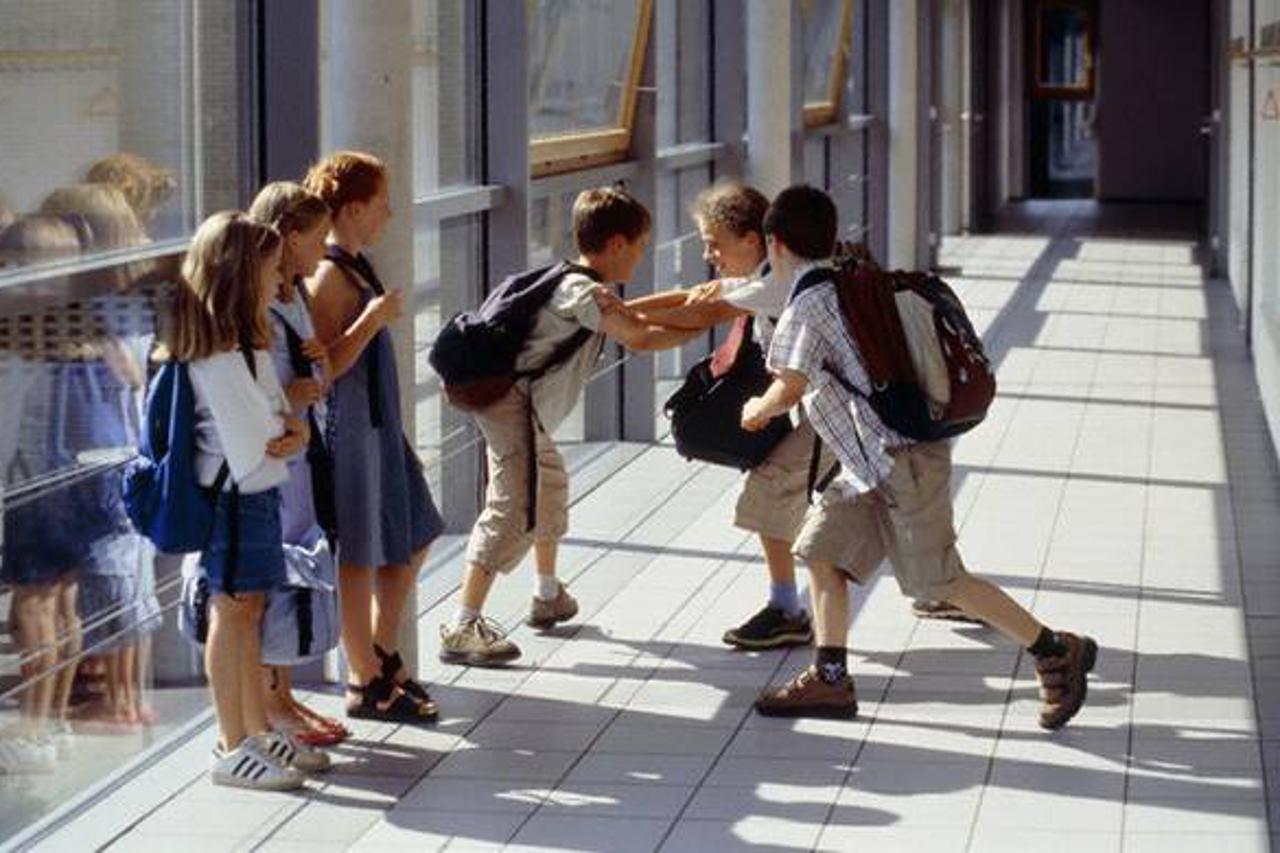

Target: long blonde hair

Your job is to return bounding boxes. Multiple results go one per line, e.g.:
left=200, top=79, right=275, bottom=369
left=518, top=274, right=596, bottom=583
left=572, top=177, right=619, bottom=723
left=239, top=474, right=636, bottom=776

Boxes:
left=166, top=211, right=280, bottom=362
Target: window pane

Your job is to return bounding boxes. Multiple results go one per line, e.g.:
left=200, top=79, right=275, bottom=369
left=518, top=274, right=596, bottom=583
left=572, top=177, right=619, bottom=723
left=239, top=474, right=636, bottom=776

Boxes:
left=413, top=0, right=477, bottom=193
left=0, top=0, right=240, bottom=273
left=529, top=0, right=641, bottom=136
left=801, top=0, right=846, bottom=105
left=673, top=0, right=710, bottom=144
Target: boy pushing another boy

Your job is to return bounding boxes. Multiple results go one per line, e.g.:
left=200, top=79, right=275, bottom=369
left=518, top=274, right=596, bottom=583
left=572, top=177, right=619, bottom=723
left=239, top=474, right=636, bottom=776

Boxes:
left=743, top=185, right=1096, bottom=729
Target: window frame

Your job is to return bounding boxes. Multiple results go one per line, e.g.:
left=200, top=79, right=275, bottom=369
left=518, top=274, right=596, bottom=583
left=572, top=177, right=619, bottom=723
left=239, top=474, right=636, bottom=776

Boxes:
left=528, top=0, right=654, bottom=178
left=802, top=0, right=856, bottom=129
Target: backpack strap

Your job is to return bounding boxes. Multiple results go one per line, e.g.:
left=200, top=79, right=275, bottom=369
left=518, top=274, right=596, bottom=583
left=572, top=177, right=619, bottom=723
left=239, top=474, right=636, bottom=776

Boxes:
left=269, top=309, right=337, bottom=541
left=515, top=261, right=605, bottom=382
left=805, top=432, right=841, bottom=504
left=514, top=262, right=603, bottom=533
left=295, top=587, right=314, bottom=658
left=325, top=245, right=386, bottom=429
left=788, top=266, right=838, bottom=304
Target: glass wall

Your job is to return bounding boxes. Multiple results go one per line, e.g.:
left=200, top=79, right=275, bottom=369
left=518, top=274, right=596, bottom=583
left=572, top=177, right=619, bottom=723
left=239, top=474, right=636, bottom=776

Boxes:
left=411, top=0, right=484, bottom=529
left=0, top=0, right=242, bottom=838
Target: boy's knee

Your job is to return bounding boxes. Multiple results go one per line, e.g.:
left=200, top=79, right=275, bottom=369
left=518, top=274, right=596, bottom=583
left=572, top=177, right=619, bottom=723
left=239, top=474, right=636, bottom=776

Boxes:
left=807, top=559, right=845, bottom=586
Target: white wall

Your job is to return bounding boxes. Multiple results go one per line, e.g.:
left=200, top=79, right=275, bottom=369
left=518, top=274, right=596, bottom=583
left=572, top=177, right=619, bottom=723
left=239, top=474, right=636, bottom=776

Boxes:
left=1096, top=0, right=1210, bottom=201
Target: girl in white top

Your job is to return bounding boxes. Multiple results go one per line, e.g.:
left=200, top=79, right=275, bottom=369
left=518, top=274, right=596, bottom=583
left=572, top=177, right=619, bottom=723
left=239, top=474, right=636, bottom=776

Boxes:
left=169, top=211, right=313, bottom=790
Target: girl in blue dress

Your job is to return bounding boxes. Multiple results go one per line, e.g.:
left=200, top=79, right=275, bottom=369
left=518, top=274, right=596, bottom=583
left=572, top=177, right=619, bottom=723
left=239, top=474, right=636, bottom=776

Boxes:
left=304, top=152, right=443, bottom=723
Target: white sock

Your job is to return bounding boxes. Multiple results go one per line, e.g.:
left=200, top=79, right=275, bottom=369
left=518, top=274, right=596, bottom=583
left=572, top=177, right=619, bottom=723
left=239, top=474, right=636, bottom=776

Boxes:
left=454, top=605, right=480, bottom=627
left=536, top=575, right=560, bottom=601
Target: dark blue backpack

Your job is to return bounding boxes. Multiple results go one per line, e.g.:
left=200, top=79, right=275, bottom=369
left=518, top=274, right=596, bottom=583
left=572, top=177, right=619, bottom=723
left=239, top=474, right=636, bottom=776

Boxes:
left=122, top=360, right=233, bottom=553
left=428, top=261, right=601, bottom=411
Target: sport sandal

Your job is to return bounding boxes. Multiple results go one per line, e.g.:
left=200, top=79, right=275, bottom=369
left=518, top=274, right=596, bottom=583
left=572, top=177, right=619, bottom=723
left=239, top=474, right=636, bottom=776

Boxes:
left=346, top=674, right=439, bottom=725
left=373, top=644, right=439, bottom=716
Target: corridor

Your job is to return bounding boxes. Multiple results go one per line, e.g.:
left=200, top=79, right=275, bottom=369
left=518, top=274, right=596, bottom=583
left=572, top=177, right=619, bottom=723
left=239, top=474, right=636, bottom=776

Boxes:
left=29, top=203, right=1279, bottom=853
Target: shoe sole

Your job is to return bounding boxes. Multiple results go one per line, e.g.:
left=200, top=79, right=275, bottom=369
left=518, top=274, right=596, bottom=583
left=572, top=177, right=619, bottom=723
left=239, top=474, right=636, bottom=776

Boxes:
left=754, top=702, right=859, bottom=720
left=526, top=607, right=579, bottom=631
left=722, top=630, right=815, bottom=650
left=438, top=648, right=522, bottom=668
left=211, top=770, right=305, bottom=791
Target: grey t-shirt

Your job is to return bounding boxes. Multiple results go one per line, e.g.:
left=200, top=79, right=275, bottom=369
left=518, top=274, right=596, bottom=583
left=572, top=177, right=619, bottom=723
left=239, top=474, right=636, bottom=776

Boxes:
left=514, top=272, right=605, bottom=432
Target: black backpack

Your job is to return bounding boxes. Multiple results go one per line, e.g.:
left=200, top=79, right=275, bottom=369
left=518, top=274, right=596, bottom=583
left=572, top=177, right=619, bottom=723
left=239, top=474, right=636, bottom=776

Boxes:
left=663, top=315, right=793, bottom=470
left=429, top=262, right=602, bottom=411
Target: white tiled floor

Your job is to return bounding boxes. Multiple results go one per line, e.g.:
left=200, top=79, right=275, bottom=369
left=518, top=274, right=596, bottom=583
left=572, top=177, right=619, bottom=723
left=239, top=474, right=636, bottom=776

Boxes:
left=29, top=202, right=1280, bottom=851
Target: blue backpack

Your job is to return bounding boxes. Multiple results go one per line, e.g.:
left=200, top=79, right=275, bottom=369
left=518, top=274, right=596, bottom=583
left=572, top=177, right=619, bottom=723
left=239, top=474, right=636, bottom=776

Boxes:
left=122, top=359, right=233, bottom=553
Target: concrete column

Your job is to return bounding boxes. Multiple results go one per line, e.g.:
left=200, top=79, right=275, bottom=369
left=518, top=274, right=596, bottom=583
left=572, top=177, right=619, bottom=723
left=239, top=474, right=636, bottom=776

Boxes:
left=746, top=0, right=803, bottom=196
left=887, top=0, right=921, bottom=269
left=323, top=0, right=419, bottom=673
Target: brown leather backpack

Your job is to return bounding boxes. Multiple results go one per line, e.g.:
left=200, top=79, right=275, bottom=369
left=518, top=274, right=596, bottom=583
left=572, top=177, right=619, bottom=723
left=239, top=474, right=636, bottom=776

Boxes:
left=794, top=264, right=996, bottom=442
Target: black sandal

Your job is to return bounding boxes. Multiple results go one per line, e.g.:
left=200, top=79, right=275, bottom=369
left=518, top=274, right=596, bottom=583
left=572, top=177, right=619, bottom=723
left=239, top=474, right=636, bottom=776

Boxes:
left=345, top=674, right=438, bottom=724
left=374, top=644, right=437, bottom=706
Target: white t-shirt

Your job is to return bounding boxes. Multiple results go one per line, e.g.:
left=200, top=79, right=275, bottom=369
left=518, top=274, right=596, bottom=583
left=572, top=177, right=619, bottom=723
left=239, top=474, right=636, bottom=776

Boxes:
left=720, top=261, right=787, bottom=348
left=189, top=349, right=290, bottom=494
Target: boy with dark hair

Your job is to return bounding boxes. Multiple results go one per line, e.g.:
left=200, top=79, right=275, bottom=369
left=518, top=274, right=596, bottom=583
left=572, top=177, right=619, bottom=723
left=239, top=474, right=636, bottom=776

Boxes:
left=440, top=186, right=699, bottom=666
left=626, top=181, right=836, bottom=649
left=742, top=184, right=1096, bottom=729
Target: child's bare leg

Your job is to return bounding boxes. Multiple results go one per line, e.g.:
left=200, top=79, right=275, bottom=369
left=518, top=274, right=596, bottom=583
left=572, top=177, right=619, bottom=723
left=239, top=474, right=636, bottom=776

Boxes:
left=207, top=595, right=252, bottom=749
left=51, top=577, right=82, bottom=720
left=943, top=574, right=1042, bottom=646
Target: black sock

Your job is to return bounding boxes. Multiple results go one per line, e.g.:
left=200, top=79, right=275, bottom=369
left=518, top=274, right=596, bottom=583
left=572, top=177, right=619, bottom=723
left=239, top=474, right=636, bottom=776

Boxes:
left=814, top=646, right=848, bottom=683
left=1028, top=627, right=1067, bottom=659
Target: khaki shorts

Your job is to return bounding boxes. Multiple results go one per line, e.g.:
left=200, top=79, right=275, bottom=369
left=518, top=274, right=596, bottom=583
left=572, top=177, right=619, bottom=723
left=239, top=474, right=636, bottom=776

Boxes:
left=735, top=420, right=838, bottom=542
left=794, top=442, right=969, bottom=601
left=465, top=384, right=569, bottom=574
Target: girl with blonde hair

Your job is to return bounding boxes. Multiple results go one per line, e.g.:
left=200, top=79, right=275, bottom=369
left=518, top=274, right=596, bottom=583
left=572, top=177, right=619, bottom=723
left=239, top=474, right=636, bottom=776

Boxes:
left=171, top=211, right=325, bottom=789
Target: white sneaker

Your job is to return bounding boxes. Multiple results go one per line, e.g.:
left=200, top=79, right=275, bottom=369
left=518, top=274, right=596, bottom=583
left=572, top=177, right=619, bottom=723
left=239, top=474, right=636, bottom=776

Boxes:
left=49, top=721, right=74, bottom=759
left=0, top=736, right=57, bottom=775
left=210, top=741, right=305, bottom=791
left=258, top=731, right=330, bottom=774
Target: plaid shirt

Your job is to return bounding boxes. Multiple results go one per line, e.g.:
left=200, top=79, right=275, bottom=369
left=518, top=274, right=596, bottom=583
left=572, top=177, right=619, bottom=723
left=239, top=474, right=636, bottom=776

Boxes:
left=768, top=264, right=910, bottom=495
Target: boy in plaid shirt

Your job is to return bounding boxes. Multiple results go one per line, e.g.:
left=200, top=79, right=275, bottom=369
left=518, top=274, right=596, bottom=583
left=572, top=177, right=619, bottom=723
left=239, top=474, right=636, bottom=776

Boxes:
left=741, top=186, right=1096, bottom=729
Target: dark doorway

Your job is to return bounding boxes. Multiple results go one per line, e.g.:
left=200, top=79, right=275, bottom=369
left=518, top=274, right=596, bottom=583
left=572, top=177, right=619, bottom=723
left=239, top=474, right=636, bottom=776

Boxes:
left=1027, top=0, right=1097, bottom=198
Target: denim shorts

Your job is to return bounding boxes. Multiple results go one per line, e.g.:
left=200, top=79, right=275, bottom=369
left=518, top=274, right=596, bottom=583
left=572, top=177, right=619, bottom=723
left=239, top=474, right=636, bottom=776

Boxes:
left=200, top=488, right=286, bottom=595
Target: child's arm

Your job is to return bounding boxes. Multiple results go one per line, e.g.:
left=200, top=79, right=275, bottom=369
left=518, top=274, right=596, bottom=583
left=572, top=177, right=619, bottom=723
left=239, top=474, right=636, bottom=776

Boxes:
left=741, top=370, right=808, bottom=431
left=596, top=310, right=705, bottom=352
left=636, top=299, right=745, bottom=330
left=306, top=261, right=401, bottom=380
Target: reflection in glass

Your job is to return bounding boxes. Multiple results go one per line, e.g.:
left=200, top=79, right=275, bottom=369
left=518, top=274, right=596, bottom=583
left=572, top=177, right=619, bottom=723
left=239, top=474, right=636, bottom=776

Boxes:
left=0, top=0, right=237, bottom=273
left=1037, top=5, right=1090, bottom=90
left=528, top=0, right=641, bottom=136
left=800, top=0, right=847, bottom=105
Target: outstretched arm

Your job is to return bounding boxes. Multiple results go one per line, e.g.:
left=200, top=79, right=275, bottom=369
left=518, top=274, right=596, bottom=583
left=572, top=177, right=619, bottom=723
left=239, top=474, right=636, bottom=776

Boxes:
left=597, top=310, right=706, bottom=352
